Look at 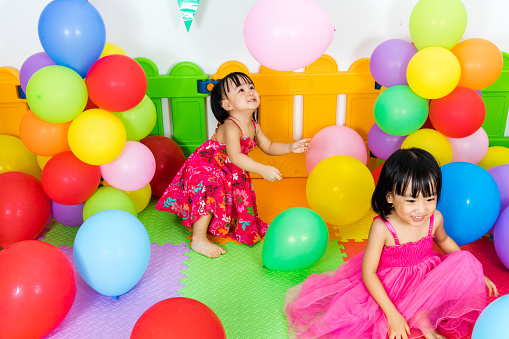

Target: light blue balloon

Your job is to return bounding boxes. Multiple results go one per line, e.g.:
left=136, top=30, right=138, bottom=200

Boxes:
left=73, top=209, right=151, bottom=297
left=38, top=0, right=106, bottom=78
left=472, top=294, right=509, bottom=338
left=437, top=162, right=501, bottom=246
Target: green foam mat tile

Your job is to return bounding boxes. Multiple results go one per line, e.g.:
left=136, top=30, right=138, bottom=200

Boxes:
left=179, top=240, right=346, bottom=339
left=42, top=222, right=79, bottom=247
left=140, top=198, right=190, bottom=245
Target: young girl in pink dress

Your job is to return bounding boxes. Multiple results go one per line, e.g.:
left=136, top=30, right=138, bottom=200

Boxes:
left=156, top=72, right=310, bottom=258
left=284, top=148, right=498, bottom=339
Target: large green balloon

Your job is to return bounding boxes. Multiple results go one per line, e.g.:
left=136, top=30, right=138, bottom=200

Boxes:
left=262, top=207, right=329, bottom=271
left=114, top=95, right=157, bottom=141
left=374, top=85, right=429, bottom=136
left=83, top=186, right=137, bottom=221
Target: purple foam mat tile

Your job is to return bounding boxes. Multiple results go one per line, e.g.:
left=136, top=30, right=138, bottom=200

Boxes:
left=45, top=242, right=189, bottom=339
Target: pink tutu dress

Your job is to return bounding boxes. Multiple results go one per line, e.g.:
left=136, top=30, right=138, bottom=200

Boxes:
left=155, top=118, right=268, bottom=245
left=284, top=215, right=487, bottom=338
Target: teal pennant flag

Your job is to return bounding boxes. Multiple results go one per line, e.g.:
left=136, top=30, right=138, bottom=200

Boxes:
left=177, top=0, right=201, bottom=32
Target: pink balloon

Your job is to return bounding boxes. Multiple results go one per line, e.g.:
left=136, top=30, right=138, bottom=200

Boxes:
left=446, top=127, right=489, bottom=164
left=244, top=0, right=334, bottom=71
left=100, top=141, right=156, bottom=191
left=306, top=125, right=367, bottom=174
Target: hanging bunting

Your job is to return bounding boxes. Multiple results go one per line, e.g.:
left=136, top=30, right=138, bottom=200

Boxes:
left=177, top=0, right=200, bottom=32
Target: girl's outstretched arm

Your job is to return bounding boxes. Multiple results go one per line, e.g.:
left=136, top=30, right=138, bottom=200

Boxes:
left=362, top=219, right=411, bottom=339
left=255, top=122, right=310, bottom=156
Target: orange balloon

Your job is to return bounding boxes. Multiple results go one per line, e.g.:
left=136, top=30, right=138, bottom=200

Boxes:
left=451, top=38, right=503, bottom=90
left=19, top=110, right=71, bottom=157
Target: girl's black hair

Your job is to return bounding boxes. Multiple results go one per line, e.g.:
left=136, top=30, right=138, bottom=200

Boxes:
left=210, top=72, right=259, bottom=124
left=371, top=148, right=442, bottom=221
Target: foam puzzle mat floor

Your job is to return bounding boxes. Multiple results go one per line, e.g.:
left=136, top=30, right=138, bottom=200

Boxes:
left=37, top=178, right=508, bottom=338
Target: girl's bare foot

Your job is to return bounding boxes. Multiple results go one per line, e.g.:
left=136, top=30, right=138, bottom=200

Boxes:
left=423, top=329, right=446, bottom=339
left=191, top=238, right=226, bottom=258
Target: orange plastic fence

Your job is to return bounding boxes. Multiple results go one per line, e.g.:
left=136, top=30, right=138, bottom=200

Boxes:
left=0, top=67, right=29, bottom=137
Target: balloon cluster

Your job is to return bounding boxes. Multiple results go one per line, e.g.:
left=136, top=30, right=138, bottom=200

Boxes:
left=369, top=0, right=503, bottom=166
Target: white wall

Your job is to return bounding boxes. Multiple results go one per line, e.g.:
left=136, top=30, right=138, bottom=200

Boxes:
left=1, top=0, right=508, bottom=137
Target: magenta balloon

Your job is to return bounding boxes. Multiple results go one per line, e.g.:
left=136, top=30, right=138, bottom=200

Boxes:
left=370, top=39, right=418, bottom=88
left=19, top=52, right=56, bottom=93
left=494, top=207, right=509, bottom=270
left=488, top=164, right=509, bottom=214
left=367, top=123, right=405, bottom=161
left=50, top=200, right=84, bottom=227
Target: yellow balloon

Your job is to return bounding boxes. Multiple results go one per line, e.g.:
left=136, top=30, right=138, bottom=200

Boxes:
left=68, top=109, right=126, bottom=165
left=401, top=129, right=453, bottom=166
left=407, top=47, right=461, bottom=99
left=477, top=146, right=509, bottom=170
left=306, top=155, right=375, bottom=225
left=125, top=184, right=152, bottom=213
left=0, top=134, right=41, bottom=179
left=100, top=42, right=127, bottom=58
left=37, top=155, right=52, bottom=170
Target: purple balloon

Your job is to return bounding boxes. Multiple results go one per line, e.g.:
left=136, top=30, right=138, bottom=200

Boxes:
left=494, top=206, right=509, bottom=270
left=19, top=52, right=56, bottom=93
left=370, top=39, right=418, bottom=88
left=475, top=90, right=483, bottom=98
left=488, top=164, right=509, bottom=214
left=50, top=200, right=84, bottom=227
left=368, top=123, right=406, bottom=161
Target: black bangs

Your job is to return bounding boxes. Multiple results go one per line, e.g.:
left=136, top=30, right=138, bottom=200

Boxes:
left=392, top=163, right=439, bottom=199
left=220, top=72, right=254, bottom=99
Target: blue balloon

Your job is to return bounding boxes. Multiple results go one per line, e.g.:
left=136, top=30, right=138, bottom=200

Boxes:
left=438, top=162, right=501, bottom=246
left=73, top=209, right=151, bottom=297
left=38, top=0, right=106, bottom=78
left=472, top=294, right=509, bottom=338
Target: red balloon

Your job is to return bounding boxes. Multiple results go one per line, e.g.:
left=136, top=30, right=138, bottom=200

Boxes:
left=131, top=297, right=226, bottom=339
left=86, top=54, right=147, bottom=112
left=41, top=151, right=101, bottom=205
left=429, top=87, right=486, bottom=138
left=0, top=172, right=50, bottom=248
left=140, top=135, right=185, bottom=197
left=0, top=240, right=77, bottom=338
left=372, top=163, right=384, bottom=186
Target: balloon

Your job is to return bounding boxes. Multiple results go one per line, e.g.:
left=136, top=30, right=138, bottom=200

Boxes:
left=372, top=163, right=384, bottom=186
left=243, top=0, right=334, bottom=71
left=429, top=87, right=486, bottom=138
left=83, top=186, right=137, bottom=221
left=131, top=297, right=226, bottom=339
left=0, top=134, right=41, bottom=179
left=472, top=294, right=509, bottom=338
left=477, top=146, right=509, bottom=170
left=100, top=141, right=156, bottom=191
left=37, top=155, right=52, bottom=170
left=401, top=129, right=453, bottom=166
left=494, top=207, right=509, bottom=270
left=19, top=110, right=71, bottom=156
left=0, top=172, right=50, bottom=248
left=369, top=39, right=418, bottom=88
left=140, top=136, right=186, bottom=197
left=51, top=200, right=84, bottom=227
left=451, top=38, right=503, bottom=90
left=368, top=123, right=405, bottom=161
left=38, top=0, right=106, bottom=77
left=86, top=55, right=147, bottom=112
left=409, top=0, right=467, bottom=50
left=306, top=156, right=375, bottom=225
left=73, top=209, right=150, bottom=297
left=26, top=65, right=88, bottom=123
left=114, top=95, right=157, bottom=141
left=488, top=165, right=509, bottom=215
left=262, top=207, right=328, bottom=271
left=124, top=184, right=152, bottom=213
left=373, top=85, right=429, bottom=136
left=19, top=52, right=56, bottom=93
left=68, top=108, right=126, bottom=165
left=41, top=151, right=101, bottom=205
left=100, top=42, right=127, bottom=58
left=438, top=162, right=501, bottom=246
left=447, top=128, right=489, bottom=164
left=0, top=241, right=76, bottom=338
left=407, top=47, right=461, bottom=99
left=305, top=125, right=367, bottom=174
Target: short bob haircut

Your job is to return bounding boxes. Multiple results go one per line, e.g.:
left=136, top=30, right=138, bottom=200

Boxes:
left=371, top=148, right=442, bottom=221
left=210, top=72, right=259, bottom=124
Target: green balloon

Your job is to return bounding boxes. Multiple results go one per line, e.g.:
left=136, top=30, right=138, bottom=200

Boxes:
left=409, top=0, right=467, bottom=50
left=26, top=65, right=88, bottom=123
left=83, top=186, right=137, bottom=221
left=374, top=85, right=429, bottom=136
left=114, top=95, right=157, bottom=141
left=262, top=207, right=329, bottom=271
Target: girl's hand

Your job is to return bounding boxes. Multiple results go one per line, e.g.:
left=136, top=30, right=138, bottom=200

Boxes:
left=262, top=165, right=282, bottom=182
left=387, top=312, right=410, bottom=339
left=290, top=138, right=311, bottom=153
left=485, top=275, right=499, bottom=298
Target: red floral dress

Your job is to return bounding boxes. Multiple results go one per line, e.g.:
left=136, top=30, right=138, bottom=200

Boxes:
left=155, top=119, right=268, bottom=245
